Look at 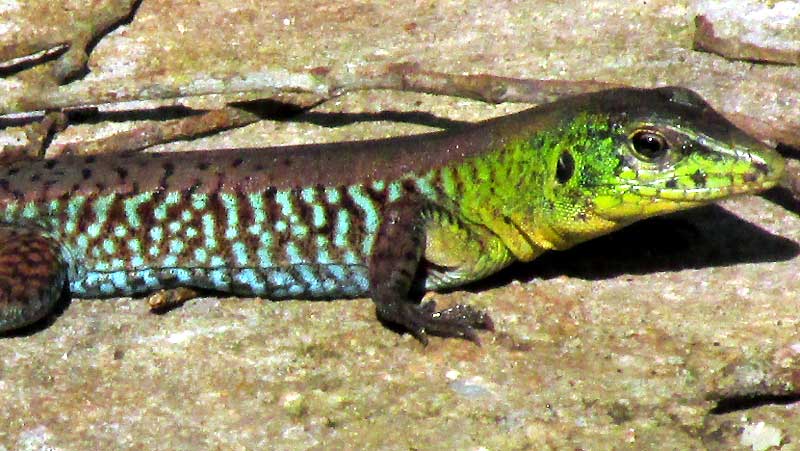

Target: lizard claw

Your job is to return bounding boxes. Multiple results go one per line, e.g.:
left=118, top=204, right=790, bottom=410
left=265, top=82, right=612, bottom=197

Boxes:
left=379, top=300, right=494, bottom=345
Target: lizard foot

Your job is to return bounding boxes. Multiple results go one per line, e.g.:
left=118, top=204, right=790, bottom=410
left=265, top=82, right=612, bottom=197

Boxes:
left=379, top=300, right=494, bottom=346
left=146, top=287, right=200, bottom=312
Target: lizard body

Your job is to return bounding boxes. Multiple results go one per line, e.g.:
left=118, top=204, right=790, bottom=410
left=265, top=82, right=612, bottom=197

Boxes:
left=0, top=87, right=784, bottom=342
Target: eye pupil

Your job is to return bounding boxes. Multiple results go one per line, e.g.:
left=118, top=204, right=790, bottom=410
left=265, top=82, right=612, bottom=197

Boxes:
left=556, top=151, right=574, bottom=184
left=631, top=131, right=669, bottom=160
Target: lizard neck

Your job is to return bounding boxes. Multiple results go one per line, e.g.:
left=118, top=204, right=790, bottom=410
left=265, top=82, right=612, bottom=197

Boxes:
left=429, top=113, right=625, bottom=262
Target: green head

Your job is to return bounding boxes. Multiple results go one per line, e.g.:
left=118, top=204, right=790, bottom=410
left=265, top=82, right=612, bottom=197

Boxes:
left=461, top=86, right=785, bottom=260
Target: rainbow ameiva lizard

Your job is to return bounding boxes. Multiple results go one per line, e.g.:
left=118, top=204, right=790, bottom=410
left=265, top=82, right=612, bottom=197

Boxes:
left=0, top=87, right=785, bottom=343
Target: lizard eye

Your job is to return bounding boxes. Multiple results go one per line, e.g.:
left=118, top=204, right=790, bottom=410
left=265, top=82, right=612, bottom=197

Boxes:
left=555, top=151, right=574, bottom=183
left=630, top=130, right=669, bottom=161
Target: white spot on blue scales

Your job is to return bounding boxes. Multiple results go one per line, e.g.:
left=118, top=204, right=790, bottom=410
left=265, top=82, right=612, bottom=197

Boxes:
left=123, top=192, right=150, bottom=229
left=290, top=224, right=308, bottom=239
left=114, top=225, right=127, bottom=238
left=321, top=277, right=337, bottom=293
left=315, top=236, right=332, bottom=264
left=235, top=269, right=265, bottom=292
left=328, top=264, right=346, bottom=281
left=257, top=247, right=272, bottom=268
left=102, top=239, right=116, bottom=254
left=269, top=270, right=290, bottom=288
left=48, top=199, right=60, bottom=215
left=343, top=249, right=360, bottom=265
left=168, top=239, right=185, bottom=255
left=92, top=194, right=115, bottom=229
left=128, top=238, right=142, bottom=255
left=149, top=226, right=163, bottom=243
left=220, top=192, right=239, bottom=240
left=194, top=248, right=208, bottom=263
left=347, top=185, right=378, bottom=256
left=202, top=214, right=217, bottom=250
left=312, top=205, right=326, bottom=228
left=76, top=234, right=89, bottom=251
left=22, top=202, right=38, bottom=219
left=287, top=284, right=304, bottom=296
left=2, top=202, right=18, bottom=223
left=191, top=193, right=207, bottom=211
left=153, top=192, right=179, bottom=221
left=108, top=271, right=129, bottom=289
left=257, top=230, right=273, bottom=253
left=325, top=187, right=340, bottom=204
left=64, top=197, right=85, bottom=234
left=168, top=268, right=192, bottom=283
left=333, top=210, right=350, bottom=248
left=386, top=181, right=402, bottom=202
left=141, top=269, right=160, bottom=290
left=247, top=193, right=265, bottom=235
left=208, top=269, right=231, bottom=290
left=276, top=190, right=293, bottom=217
left=99, top=282, right=115, bottom=294
left=300, top=187, right=316, bottom=203
left=285, top=242, right=304, bottom=264
left=350, top=269, right=370, bottom=293
left=86, top=223, right=101, bottom=238
left=232, top=241, right=248, bottom=266
left=413, top=175, right=437, bottom=198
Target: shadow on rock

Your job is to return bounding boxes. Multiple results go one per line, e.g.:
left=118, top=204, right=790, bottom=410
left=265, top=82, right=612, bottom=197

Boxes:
left=476, top=203, right=798, bottom=288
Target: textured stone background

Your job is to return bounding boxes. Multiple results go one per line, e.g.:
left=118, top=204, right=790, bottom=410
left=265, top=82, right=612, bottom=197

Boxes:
left=1, top=1, right=799, bottom=450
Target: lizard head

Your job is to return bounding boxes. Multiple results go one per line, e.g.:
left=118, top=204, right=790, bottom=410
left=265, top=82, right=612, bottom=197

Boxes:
left=522, top=86, right=785, bottom=250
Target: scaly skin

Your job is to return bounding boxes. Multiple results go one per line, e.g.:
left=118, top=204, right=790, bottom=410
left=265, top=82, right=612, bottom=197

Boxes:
left=0, top=87, right=785, bottom=343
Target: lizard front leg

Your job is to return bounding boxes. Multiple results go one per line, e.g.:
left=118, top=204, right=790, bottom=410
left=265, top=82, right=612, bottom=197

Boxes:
left=368, top=198, right=512, bottom=344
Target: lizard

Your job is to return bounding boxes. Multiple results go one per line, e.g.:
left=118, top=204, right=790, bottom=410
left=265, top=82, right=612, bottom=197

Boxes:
left=0, top=86, right=785, bottom=343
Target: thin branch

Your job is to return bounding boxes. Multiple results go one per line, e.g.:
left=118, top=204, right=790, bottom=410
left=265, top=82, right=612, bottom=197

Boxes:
left=0, top=63, right=618, bottom=115
left=0, top=112, right=67, bottom=163
left=48, top=107, right=262, bottom=157
left=0, top=0, right=142, bottom=83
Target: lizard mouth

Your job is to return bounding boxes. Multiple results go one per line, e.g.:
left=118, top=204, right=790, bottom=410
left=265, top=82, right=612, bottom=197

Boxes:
left=589, top=158, right=784, bottom=222
left=617, top=173, right=782, bottom=203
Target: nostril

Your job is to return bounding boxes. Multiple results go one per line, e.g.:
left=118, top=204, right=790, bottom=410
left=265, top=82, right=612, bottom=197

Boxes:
left=752, top=161, right=769, bottom=175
